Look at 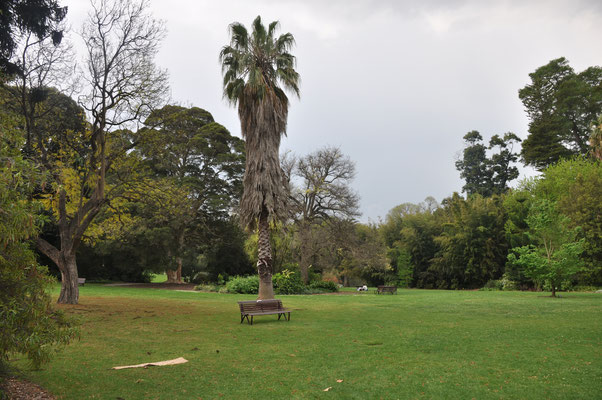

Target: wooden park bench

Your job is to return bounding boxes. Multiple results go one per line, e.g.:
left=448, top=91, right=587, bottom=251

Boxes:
left=376, top=285, right=397, bottom=294
left=78, top=278, right=86, bottom=286
left=238, top=299, right=291, bottom=325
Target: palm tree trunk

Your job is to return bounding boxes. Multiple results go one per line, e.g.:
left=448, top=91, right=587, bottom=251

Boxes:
left=257, top=214, right=275, bottom=299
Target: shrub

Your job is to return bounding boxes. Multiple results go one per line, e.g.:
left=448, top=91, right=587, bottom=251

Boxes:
left=194, top=284, right=220, bottom=292
left=189, top=271, right=210, bottom=284
left=321, top=271, right=340, bottom=284
left=570, top=285, right=599, bottom=292
left=482, top=279, right=503, bottom=291
left=482, top=274, right=518, bottom=291
left=225, top=275, right=259, bottom=294
left=273, top=269, right=306, bottom=295
left=499, top=274, right=518, bottom=291
left=309, top=280, right=339, bottom=292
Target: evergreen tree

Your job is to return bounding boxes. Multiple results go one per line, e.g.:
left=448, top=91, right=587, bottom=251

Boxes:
left=519, top=58, right=602, bottom=169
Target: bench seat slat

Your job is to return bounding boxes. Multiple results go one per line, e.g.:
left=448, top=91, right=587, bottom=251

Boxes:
left=244, top=310, right=289, bottom=316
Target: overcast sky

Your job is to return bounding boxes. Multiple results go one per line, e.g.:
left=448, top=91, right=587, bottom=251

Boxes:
left=61, top=0, right=602, bottom=222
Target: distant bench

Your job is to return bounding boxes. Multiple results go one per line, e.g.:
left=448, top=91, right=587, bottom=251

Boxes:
left=78, top=278, right=86, bottom=286
left=238, top=299, right=291, bottom=325
left=376, top=285, right=397, bottom=294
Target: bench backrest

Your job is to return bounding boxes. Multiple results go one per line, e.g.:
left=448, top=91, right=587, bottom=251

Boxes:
left=238, top=299, right=284, bottom=313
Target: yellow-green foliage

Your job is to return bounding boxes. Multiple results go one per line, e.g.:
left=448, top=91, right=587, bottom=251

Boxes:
left=0, top=122, right=78, bottom=369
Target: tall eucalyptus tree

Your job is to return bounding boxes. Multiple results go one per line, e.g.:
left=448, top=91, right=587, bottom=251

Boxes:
left=220, top=16, right=300, bottom=299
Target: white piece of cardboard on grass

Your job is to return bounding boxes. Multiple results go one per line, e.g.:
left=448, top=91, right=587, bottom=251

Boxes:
left=112, top=357, right=188, bottom=370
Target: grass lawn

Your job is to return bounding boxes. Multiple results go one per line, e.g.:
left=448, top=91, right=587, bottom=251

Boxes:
left=12, top=286, right=601, bottom=399
left=150, top=273, right=167, bottom=283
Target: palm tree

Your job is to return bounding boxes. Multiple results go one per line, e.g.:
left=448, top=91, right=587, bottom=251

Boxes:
left=220, top=16, right=300, bottom=299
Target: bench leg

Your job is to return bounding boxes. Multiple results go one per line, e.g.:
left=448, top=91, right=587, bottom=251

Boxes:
left=250, top=315, right=253, bottom=325
left=287, top=312, right=290, bottom=322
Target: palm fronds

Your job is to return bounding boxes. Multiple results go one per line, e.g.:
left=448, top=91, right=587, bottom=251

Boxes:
left=219, top=16, right=300, bottom=229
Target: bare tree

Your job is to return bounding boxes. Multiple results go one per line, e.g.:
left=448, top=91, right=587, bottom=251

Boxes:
left=4, top=22, right=77, bottom=154
left=32, top=0, right=168, bottom=304
left=287, top=146, right=360, bottom=283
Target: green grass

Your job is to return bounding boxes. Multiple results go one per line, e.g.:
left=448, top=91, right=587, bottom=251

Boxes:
left=150, top=273, right=167, bottom=283
left=12, top=287, right=601, bottom=399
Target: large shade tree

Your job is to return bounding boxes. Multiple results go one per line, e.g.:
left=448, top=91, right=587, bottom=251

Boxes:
left=220, top=16, right=300, bottom=299
left=137, top=105, right=245, bottom=283
left=16, top=0, right=168, bottom=304
left=518, top=57, right=602, bottom=169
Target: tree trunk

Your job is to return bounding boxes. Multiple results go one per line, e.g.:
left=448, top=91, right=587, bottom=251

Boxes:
left=299, top=222, right=311, bottom=284
left=175, top=231, right=184, bottom=283
left=166, top=268, right=182, bottom=283
left=165, top=244, right=183, bottom=284
left=551, top=282, right=557, bottom=297
left=37, top=238, right=80, bottom=304
left=300, top=254, right=310, bottom=284
left=257, top=214, right=275, bottom=299
left=58, top=252, right=79, bottom=304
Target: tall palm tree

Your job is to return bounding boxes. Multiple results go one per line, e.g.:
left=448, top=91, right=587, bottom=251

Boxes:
left=220, top=16, right=300, bottom=299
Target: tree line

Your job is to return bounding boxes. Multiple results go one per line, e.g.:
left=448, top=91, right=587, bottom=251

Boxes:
left=381, top=157, right=601, bottom=292
left=382, top=58, right=601, bottom=292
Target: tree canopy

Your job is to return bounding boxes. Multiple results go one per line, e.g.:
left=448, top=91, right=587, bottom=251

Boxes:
left=519, top=57, right=602, bottom=169
left=220, top=15, right=300, bottom=229
left=0, top=0, right=67, bottom=75
left=456, top=131, right=521, bottom=196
